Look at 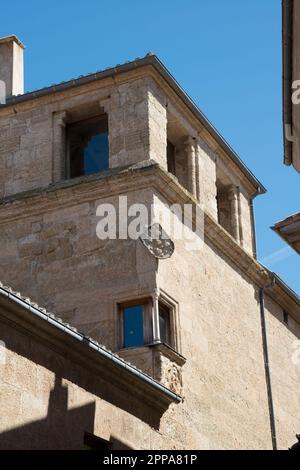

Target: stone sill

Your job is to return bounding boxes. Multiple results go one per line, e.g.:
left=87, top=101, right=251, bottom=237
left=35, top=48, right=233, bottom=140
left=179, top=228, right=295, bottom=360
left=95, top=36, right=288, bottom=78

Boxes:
left=148, top=342, right=186, bottom=367
left=118, top=342, right=186, bottom=367
left=117, top=343, right=185, bottom=395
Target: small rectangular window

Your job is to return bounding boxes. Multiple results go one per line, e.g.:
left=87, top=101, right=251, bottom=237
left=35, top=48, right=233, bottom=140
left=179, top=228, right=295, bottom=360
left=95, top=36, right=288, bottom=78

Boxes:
left=118, top=297, right=176, bottom=350
left=123, top=304, right=144, bottom=348
left=119, top=299, right=153, bottom=349
left=67, top=115, right=109, bottom=179
left=283, top=311, right=289, bottom=325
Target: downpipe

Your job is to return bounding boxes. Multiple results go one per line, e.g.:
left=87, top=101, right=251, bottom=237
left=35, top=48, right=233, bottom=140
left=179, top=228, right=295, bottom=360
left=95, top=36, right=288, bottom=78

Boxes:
left=259, top=277, right=277, bottom=450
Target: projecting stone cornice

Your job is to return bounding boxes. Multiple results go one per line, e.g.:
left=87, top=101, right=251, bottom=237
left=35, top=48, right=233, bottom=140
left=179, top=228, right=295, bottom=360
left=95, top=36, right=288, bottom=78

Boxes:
left=0, top=160, right=299, bottom=321
left=0, top=283, right=180, bottom=413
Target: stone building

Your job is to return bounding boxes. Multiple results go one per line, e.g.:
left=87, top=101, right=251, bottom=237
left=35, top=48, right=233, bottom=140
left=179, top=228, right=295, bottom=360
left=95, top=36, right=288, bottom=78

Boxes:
left=0, top=34, right=300, bottom=450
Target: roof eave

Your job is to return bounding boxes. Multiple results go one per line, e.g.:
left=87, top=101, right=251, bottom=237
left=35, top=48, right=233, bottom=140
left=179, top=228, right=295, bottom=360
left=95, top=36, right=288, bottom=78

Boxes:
left=0, top=54, right=266, bottom=196
left=271, top=215, right=300, bottom=255
left=148, top=55, right=266, bottom=196
left=282, top=0, right=294, bottom=167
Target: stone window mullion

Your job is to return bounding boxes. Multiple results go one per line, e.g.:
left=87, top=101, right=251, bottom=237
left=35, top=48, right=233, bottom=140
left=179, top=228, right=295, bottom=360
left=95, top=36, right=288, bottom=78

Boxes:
left=152, top=291, right=161, bottom=344
left=228, top=185, right=241, bottom=244
left=52, top=111, right=67, bottom=183
left=186, top=137, right=197, bottom=198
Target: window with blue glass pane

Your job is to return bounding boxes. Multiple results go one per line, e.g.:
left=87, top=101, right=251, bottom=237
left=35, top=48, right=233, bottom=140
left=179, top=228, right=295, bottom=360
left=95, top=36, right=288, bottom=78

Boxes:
left=67, top=115, right=109, bottom=179
left=123, top=305, right=144, bottom=348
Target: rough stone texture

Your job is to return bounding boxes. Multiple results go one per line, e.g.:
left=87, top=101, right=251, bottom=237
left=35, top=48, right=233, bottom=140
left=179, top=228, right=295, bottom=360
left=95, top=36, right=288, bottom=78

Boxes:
left=0, top=317, right=177, bottom=450
left=197, top=137, right=218, bottom=219
left=0, top=175, right=299, bottom=449
left=108, top=78, right=150, bottom=168
left=155, top=353, right=183, bottom=396
left=0, top=77, right=158, bottom=197
left=0, top=108, right=52, bottom=196
left=0, top=189, right=157, bottom=350
left=264, top=296, right=300, bottom=450
left=118, top=346, right=183, bottom=396
left=239, top=189, right=254, bottom=254
left=0, top=68, right=256, bottom=258
left=0, top=63, right=299, bottom=450
left=148, top=78, right=168, bottom=169
left=154, top=190, right=300, bottom=450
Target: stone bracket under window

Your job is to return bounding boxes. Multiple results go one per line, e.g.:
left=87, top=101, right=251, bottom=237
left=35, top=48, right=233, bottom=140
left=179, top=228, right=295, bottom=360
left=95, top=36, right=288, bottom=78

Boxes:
left=117, top=292, right=184, bottom=395
left=149, top=342, right=186, bottom=367
left=149, top=342, right=186, bottom=395
left=117, top=343, right=186, bottom=396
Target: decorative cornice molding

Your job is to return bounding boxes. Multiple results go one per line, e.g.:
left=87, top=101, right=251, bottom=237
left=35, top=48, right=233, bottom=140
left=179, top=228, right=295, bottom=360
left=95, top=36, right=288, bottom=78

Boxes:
left=0, top=161, right=299, bottom=321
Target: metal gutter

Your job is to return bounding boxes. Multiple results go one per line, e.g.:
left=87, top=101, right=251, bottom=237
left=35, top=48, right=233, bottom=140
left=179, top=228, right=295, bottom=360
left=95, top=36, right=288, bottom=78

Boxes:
left=282, top=0, right=294, bottom=166
left=148, top=55, right=266, bottom=197
left=0, top=284, right=181, bottom=404
left=0, top=54, right=266, bottom=196
left=250, top=198, right=258, bottom=259
left=258, top=262, right=300, bottom=311
left=0, top=56, right=153, bottom=106
left=259, top=277, right=278, bottom=451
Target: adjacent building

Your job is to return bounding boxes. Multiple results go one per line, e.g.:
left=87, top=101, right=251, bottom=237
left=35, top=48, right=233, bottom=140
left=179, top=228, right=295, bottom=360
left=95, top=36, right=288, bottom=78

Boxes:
left=275, top=0, right=300, bottom=253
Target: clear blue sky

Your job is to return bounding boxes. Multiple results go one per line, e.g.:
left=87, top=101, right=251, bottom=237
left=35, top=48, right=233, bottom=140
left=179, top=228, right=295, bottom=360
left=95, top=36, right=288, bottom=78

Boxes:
left=1, top=0, right=299, bottom=294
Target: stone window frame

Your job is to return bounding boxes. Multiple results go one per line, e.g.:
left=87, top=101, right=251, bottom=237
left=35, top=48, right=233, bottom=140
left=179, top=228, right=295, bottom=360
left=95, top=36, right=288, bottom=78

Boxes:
left=216, top=180, right=243, bottom=245
left=117, top=296, right=153, bottom=350
left=157, top=289, right=181, bottom=353
left=166, top=101, right=200, bottom=201
left=51, top=97, right=111, bottom=184
left=65, top=114, right=109, bottom=180
left=114, top=289, right=181, bottom=354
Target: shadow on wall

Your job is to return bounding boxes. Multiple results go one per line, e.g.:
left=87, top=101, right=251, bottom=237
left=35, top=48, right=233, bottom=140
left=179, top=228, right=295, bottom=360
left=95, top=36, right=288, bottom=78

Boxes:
left=0, top=319, right=163, bottom=449
left=0, top=376, right=133, bottom=450
left=0, top=376, right=96, bottom=450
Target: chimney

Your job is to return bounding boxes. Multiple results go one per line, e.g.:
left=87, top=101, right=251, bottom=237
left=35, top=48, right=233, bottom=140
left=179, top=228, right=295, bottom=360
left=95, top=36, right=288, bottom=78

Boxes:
left=0, top=35, right=24, bottom=104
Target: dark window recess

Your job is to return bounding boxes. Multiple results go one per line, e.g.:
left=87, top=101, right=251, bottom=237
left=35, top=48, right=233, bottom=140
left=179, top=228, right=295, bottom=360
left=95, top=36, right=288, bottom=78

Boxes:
left=123, top=305, right=144, bottom=348
left=67, top=115, right=109, bottom=178
left=158, top=302, right=171, bottom=345
left=216, top=184, right=234, bottom=237
left=84, top=432, right=112, bottom=450
left=167, top=140, right=176, bottom=176
left=283, top=311, right=289, bottom=325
